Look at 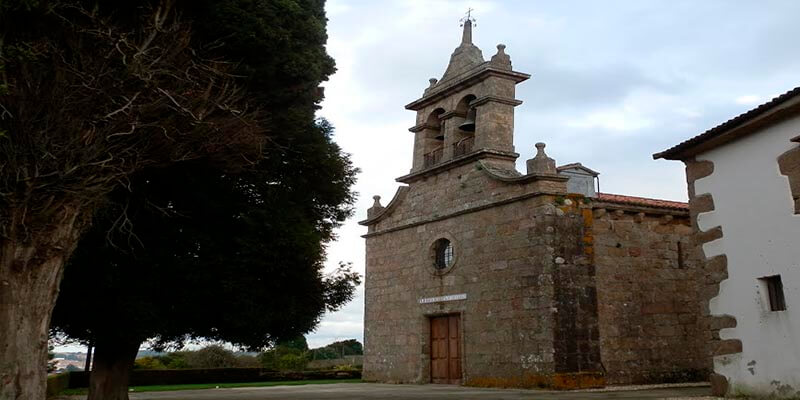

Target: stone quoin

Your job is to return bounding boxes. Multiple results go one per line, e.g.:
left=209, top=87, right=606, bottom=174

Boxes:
left=656, top=86, right=800, bottom=398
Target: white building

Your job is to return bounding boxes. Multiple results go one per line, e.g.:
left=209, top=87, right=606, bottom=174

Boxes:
left=655, top=87, right=800, bottom=398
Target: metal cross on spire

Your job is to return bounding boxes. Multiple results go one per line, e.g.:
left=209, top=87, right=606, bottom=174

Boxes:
left=459, top=8, right=476, bottom=44
left=459, top=8, right=476, bottom=27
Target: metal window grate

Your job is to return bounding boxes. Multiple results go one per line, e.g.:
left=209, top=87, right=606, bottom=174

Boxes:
left=424, top=148, right=444, bottom=168
left=435, top=239, right=454, bottom=269
left=453, top=136, right=474, bottom=157
left=761, top=275, right=787, bottom=311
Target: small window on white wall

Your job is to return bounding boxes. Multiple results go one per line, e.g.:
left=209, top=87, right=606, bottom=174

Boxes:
left=759, top=275, right=787, bottom=311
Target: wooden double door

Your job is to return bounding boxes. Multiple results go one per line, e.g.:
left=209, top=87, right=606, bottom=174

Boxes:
left=430, top=314, right=462, bottom=384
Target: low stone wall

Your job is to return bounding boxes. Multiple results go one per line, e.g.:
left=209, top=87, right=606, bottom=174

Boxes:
left=307, top=356, right=363, bottom=370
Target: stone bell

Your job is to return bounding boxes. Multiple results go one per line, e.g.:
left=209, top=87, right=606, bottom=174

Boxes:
left=459, top=107, right=477, bottom=132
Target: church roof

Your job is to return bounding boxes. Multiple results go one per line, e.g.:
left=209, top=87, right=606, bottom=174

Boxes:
left=596, top=193, right=688, bottom=211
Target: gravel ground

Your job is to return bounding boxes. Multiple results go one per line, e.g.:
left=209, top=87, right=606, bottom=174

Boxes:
left=59, top=382, right=721, bottom=400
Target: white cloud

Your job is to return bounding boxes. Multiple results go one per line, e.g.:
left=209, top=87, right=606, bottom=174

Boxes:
left=735, top=95, right=762, bottom=105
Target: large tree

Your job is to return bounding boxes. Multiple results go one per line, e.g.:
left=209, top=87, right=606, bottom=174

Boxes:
left=0, top=0, right=335, bottom=398
left=52, top=120, right=359, bottom=400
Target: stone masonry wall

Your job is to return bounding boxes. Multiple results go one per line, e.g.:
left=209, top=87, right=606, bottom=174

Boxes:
left=684, top=158, right=741, bottom=396
left=778, top=141, right=800, bottom=214
left=363, top=159, right=707, bottom=387
left=363, top=160, right=592, bottom=385
left=592, top=204, right=709, bottom=384
left=552, top=204, right=602, bottom=375
left=364, top=194, right=563, bottom=383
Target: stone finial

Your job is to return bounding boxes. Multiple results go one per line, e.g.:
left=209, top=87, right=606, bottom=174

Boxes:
left=367, top=195, right=385, bottom=219
left=428, top=78, right=438, bottom=87
left=461, top=18, right=473, bottom=44
left=490, top=44, right=511, bottom=70
left=526, top=142, right=557, bottom=175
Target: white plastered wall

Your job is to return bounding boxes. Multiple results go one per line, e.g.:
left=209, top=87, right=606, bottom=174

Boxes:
left=694, top=115, right=800, bottom=397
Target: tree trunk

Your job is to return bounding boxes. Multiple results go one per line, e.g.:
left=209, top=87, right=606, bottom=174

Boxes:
left=88, top=340, right=141, bottom=400
left=0, top=205, right=84, bottom=400
left=85, top=342, right=94, bottom=372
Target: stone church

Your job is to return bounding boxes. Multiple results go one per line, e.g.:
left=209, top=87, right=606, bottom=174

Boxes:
left=360, top=20, right=709, bottom=388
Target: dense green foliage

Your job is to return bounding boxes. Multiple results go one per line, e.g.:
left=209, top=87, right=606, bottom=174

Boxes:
left=51, top=119, right=359, bottom=350
left=259, top=337, right=311, bottom=371
left=310, top=339, right=363, bottom=360
left=134, top=346, right=259, bottom=370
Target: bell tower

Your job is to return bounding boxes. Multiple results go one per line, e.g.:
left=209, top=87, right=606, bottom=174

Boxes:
left=399, top=15, right=530, bottom=183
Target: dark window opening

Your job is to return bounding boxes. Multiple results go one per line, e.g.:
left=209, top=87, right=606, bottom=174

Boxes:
left=423, top=109, right=445, bottom=168
left=677, top=241, right=684, bottom=269
left=434, top=239, right=454, bottom=270
left=760, top=275, right=787, bottom=311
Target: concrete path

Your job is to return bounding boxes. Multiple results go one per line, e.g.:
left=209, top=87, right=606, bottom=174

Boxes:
left=116, top=382, right=718, bottom=400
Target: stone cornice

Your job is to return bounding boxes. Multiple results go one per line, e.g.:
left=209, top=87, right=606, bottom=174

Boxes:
left=396, top=149, right=519, bottom=184
left=477, top=159, right=568, bottom=184
left=471, top=95, right=523, bottom=108
left=361, top=189, right=563, bottom=237
left=439, top=110, right=467, bottom=120
left=358, top=157, right=569, bottom=228
left=408, top=122, right=439, bottom=133
left=358, top=186, right=410, bottom=226
left=406, top=65, right=530, bottom=111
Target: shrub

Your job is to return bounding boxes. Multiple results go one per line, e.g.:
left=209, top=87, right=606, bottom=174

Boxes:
left=46, top=373, right=70, bottom=397
left=276, top=354, right=308, bottom=371
left=157, top=351, right=190, bottom=369
left=259, top=347, right=310, bottom=371
left=185, top=345, right=239, bottom=369
left=235, top=354, right=260, bottom=368
left=134, top=357, right=166, bottom=370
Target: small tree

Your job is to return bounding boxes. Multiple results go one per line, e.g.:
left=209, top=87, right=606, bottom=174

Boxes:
left=259, top=337, right=311, bottom=371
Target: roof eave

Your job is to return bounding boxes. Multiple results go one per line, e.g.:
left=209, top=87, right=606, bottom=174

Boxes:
left=654, top=86, right=800, bottom=161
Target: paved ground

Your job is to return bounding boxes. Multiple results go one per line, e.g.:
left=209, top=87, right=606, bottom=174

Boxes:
left=111, top=383, right=719, bottom=400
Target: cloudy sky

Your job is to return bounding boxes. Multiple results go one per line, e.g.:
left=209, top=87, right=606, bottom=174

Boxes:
left=306, top=0, right=800, bottom=348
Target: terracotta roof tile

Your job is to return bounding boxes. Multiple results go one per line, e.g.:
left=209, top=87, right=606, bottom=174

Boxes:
left=595, top=193, right=688, bottom=211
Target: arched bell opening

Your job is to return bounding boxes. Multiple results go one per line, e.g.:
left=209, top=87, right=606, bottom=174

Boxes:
left=423, top=108, right=445, bottom=167
left=454, top=95, right=477, bottom=157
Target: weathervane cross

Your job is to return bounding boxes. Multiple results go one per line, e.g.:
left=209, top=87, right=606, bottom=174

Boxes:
left=460, top=8, right=476, bottom=27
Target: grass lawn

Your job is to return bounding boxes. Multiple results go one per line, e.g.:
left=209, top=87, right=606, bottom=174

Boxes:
left=60, top=379, right=363, bottom=395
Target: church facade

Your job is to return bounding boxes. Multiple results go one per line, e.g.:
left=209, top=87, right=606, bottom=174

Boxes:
left=361, top=21, right=709, bottom=388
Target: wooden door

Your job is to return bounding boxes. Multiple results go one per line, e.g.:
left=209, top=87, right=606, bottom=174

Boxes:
left=430, top=315, right=461, bottom=384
